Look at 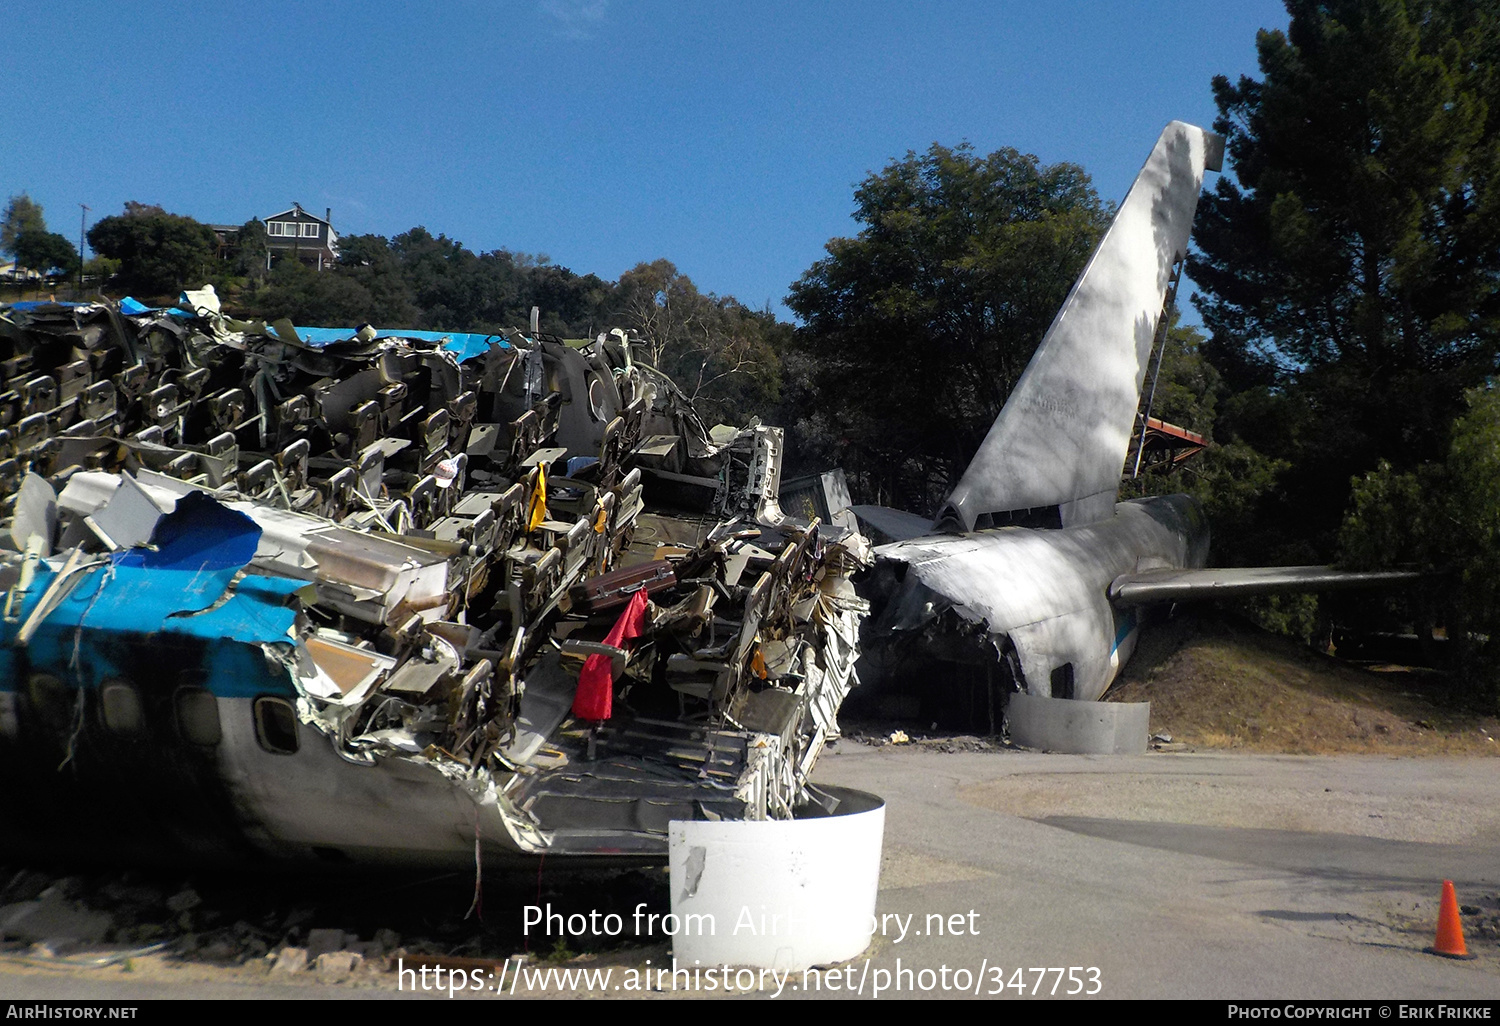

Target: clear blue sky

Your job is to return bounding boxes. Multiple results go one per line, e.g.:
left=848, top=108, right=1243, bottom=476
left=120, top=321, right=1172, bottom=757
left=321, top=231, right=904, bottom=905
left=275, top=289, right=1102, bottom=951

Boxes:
left=4, top=1, right=1287, bottom=319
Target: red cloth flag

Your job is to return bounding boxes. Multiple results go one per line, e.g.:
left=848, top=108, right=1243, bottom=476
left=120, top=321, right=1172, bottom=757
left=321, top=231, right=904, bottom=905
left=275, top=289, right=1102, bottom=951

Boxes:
left=571, top=587, right=649, bottom=721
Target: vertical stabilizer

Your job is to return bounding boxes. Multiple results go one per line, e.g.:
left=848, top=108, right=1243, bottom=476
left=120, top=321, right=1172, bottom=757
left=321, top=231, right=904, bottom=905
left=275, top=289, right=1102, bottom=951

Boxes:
left=935, top=121, right=1222, bottom=533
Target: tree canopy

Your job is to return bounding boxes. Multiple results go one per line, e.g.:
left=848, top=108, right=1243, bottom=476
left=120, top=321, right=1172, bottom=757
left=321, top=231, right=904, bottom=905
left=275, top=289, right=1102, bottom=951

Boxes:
left=1, top=194, right=46, bottom=260
left=87, top=203, right=221, bottom=298
left=13, top=230, right=79, bottom=277
left=615, top=259, right=786, bottom=425
left=786, top=142, right=1110, bottom=512
left=232, top=218, right=270, bottom=280
left=236, top=228, right=607, bottom=336
left=1190, top=0, right=1500, bottom=563
left=1340, top=386, right=1500, bottom=705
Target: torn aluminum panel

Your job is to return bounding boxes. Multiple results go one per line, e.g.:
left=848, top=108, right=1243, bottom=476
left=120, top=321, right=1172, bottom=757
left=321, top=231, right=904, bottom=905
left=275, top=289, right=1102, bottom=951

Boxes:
left=10, top=473, right=56, bottom=556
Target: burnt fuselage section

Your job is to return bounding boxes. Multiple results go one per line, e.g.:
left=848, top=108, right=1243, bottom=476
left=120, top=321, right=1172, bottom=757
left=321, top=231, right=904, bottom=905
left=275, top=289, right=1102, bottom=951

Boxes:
left=857, top=494, right=1209, bottom=722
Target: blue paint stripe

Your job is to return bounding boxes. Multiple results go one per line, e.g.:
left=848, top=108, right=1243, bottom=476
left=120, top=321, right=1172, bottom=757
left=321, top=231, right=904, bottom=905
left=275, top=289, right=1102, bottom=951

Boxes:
left=1110, top=610, right=1137, bottom=655
left=1, top=565, right=303, bottom=698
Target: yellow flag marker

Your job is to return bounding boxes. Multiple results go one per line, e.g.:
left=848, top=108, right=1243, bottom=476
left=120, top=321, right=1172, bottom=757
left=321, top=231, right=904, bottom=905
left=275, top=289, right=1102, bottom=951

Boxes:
left=526, top=464, right=548, bottom=532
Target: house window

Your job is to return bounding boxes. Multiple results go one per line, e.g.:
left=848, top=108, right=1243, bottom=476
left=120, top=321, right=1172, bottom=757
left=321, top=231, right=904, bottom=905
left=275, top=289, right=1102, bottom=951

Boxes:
left=267, top=222, right=284, bottom=236
left=301, top=223, right=320, bottom=238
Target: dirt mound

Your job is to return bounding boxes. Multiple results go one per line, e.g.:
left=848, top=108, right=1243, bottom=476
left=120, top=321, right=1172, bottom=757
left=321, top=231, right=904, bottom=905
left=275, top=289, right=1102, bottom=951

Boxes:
left=1106, top=611, right=1500, bottom=755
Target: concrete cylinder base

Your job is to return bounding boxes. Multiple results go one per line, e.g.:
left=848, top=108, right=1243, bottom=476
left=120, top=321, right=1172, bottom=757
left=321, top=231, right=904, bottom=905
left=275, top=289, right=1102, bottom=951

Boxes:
left=1007, top=692, right=1150, bottom=754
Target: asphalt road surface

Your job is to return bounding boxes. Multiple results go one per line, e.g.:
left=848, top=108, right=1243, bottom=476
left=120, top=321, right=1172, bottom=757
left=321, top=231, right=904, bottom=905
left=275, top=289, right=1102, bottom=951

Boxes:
left=807, top=745, right=1500, bottom=1000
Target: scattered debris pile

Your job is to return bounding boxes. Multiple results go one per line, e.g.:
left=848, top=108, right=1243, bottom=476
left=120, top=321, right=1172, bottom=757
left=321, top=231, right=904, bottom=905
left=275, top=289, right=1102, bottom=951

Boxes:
left=0, top=289, right=868, bottom=864
left=0, top=861, right=674, bottom=978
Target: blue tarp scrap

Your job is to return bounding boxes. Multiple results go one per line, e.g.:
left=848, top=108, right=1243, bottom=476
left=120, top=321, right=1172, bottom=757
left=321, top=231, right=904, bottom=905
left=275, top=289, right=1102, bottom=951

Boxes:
left=5, top=301, right=89, bottom=313
left=118, top=296, right=192, bottom=319
left=112, top=491, right=262, bottom=572
left=439, top=332, right=510, bottom=362
left=292, top=325, right=509, bottom=361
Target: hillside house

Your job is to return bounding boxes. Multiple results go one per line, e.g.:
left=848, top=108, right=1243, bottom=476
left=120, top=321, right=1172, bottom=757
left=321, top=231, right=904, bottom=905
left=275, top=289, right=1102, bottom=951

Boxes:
left=263, top=203, right=339, bottom=270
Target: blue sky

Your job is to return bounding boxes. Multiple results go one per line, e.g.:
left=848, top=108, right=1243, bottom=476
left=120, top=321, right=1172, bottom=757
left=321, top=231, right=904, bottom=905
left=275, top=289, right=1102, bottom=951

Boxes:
left=4, top=1, right=1287, bottom=319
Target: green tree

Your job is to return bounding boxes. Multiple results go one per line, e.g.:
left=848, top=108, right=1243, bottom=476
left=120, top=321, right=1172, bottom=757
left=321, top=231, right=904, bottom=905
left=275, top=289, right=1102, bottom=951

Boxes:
left=1122, top=317, right=1301, bottom=580
left=1133, top=316, right=1223, bottom=442
left=327, top=228, right=609, bottom=336
left=787, top=143, right=1110, bottom=512
left=1190, top=0, right=1500, bottom=562
left=388, top=226, right=480, bottom=329
left=87, top=202, right=221, bottom=298
left=330, top=233, right=421, bottom=326
left=1, top=194, right=46, bottom=260
left=526, top=261, right=614, bottom=337
left=243, top=257, right=387, bottom=326
left=83, top=255, right=121, bottom=283
left=233, top=217, right=270, bottom=280
left=1341, top=387, right=1500, bottom=707
left=13, top=231, right=80, bottom=277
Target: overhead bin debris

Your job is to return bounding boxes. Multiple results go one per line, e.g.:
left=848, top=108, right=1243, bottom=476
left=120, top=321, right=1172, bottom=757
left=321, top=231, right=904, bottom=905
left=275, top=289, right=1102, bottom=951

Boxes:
left=0, top=290, right=868, bottom=865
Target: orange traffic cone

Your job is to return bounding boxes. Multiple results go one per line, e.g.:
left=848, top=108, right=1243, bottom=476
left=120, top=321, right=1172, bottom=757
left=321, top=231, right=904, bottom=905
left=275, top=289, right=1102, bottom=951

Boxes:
left=1426, top=880, right=1477, bottom=960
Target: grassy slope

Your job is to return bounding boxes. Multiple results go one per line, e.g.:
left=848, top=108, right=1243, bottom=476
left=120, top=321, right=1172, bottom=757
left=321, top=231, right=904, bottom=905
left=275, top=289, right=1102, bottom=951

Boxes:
left=1106, top=611, right=1500, bottom=755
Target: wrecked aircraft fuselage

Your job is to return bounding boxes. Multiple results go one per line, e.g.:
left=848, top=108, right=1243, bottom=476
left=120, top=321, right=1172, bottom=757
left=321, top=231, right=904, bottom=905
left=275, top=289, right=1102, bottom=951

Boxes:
left=0, top=295, right=867, bottom=867
left=860, top=494, right=1209, bottom=713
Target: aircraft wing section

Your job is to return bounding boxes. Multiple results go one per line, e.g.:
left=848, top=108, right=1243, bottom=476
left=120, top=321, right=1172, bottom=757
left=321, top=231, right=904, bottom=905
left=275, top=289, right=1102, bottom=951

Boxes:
left=851, top=504, right=938, bottom=542
left=937, top=122, right=1223, bottom=533
left=1108, top=565, right=1420, bottom=607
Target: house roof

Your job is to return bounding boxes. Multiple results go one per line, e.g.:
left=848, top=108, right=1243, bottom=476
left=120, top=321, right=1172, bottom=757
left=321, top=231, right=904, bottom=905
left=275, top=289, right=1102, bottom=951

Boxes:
left=264, top=204, right=331, bottom=226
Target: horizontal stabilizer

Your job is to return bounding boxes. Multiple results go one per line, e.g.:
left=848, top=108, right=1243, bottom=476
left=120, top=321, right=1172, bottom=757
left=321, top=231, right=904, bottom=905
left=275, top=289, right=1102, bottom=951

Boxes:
left=851, top=504, right=936, bottom=543
left=1108, top=566, right=1420, bottom=607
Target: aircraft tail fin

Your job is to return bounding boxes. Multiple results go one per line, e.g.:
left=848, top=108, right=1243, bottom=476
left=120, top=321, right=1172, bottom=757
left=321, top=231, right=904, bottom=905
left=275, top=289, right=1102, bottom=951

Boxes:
left=935, top=121, right=1222, bottom=533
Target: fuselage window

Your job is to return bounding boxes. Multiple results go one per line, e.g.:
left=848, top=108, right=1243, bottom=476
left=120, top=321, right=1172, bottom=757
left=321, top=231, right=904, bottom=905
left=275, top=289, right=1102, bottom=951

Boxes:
left=100, top=680, right=145, bottom=735
left=174, top=686, right=222, bottom=747
left=25, top=673, right=71, bottom=730
left=588, top=378, right=607, bottom=421
left=253, top=696, right=300, bottom=755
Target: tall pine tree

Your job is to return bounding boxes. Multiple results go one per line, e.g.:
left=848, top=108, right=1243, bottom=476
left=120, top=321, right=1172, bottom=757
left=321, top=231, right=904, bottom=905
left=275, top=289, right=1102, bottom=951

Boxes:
left=1189, top=0, right=1500, bottom=562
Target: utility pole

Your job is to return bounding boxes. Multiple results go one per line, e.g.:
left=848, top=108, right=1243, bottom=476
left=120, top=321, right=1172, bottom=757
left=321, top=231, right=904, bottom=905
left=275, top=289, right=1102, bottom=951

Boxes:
left=78, top=203, right=90, bottom=295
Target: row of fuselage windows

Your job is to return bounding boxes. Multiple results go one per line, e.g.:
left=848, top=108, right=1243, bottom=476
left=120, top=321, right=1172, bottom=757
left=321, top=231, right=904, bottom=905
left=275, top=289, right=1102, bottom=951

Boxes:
left=27, top=674, right=300, bottom=756
left=268, top=222, right=321, bottom=238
